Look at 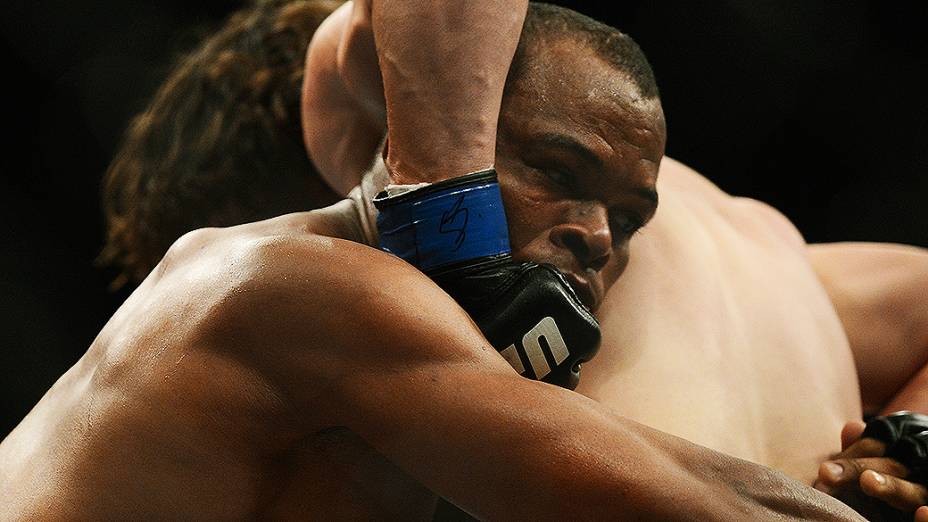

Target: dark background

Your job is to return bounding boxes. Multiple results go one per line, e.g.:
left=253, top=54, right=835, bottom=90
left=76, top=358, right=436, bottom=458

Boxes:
left=2, top=0, right=926, bottom=435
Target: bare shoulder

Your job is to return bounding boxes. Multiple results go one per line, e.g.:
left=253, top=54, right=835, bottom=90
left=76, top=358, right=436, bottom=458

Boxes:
left=809, top=241, right=928, bottom=266
left=174, top=211, right=502, bottom=430
left=656, top=157, right=805, bottom=248
left=0, top=214, right=380, bottom=518
left=808, top=241, right=928, bottom=324
left=808, top=242, right=928, bottom=411
left=657, top=156, right=726, bottom=196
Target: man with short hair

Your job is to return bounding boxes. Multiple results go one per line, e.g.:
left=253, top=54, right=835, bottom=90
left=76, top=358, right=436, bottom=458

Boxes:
left=0, top=3, right=867, bottom=520
left=307, top=2, right=928, bottom=520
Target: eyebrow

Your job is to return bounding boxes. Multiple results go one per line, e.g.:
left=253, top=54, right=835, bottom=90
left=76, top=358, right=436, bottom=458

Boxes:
left=535, top=133, right=604, bottom=170
left=536, top=132, right=659, bottom=208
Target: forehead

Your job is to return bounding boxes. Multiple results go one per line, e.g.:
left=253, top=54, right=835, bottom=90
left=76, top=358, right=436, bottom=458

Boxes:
left=502, top=39, right=666, bottom=166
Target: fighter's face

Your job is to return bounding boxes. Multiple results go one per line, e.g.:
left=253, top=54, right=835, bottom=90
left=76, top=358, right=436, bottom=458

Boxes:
left=495, top=40, right=666, bottom=312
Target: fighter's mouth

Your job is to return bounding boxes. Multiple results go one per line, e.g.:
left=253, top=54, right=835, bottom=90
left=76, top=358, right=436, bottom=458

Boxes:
left=562, top=272, right=601, bottom=312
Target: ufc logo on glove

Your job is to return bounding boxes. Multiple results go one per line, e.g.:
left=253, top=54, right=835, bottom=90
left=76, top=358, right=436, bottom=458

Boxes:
left=500, top=316, right=569, bottom=380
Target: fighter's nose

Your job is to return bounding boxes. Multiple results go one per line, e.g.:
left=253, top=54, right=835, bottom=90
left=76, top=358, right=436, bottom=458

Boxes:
left=548, top=206, right=612, bottom=273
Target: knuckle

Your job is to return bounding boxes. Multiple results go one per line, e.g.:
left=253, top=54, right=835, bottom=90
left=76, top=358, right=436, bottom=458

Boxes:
left=841, top=458, right=864, bottom=477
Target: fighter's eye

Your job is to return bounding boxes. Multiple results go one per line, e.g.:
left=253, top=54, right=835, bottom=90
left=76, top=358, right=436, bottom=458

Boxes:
left=543, top=169, right=575, bottom=190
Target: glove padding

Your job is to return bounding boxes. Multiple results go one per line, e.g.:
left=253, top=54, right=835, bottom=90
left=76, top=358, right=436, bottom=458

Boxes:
left=432, top=256, right=600, bottom=390
left=863, top=412, right=928, bottom=487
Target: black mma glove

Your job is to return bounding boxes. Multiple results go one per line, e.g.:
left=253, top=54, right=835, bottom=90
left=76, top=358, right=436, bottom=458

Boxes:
left=374, top=169, right=600, bottom=390
left=887, top=430, right=928, bottom=487
left=432, top=257, right=599, bottom=390
left=864, top=412, right=928, bottom=487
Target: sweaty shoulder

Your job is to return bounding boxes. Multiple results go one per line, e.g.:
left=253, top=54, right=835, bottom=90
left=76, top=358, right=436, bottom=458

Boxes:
left=166, top=207, right=500, bottom=433
left=657, top=156, right=730, bottom=202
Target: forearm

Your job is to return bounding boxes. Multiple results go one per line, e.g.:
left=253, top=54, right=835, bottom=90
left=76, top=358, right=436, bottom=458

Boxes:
left=370, top=0, right=527, bottom=183
left=347, top=367, right=863, bottom=521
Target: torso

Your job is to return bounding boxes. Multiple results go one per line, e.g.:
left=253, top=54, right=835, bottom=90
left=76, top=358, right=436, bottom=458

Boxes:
left=577, top=158, right=862, bottom=483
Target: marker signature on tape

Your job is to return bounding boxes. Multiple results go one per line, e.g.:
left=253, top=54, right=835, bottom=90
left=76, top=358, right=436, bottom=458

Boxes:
left=439, top=195, right=468, bottom=251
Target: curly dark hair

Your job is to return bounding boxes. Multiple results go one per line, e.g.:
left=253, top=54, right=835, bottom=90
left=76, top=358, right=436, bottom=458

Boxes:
left=101, top=0, right=342, bottom=288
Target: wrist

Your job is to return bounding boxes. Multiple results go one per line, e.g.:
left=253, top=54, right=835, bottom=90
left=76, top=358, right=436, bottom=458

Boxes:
left=373, top=169, right=510, bottom=272
left=382, top=135, right=496, bottom=185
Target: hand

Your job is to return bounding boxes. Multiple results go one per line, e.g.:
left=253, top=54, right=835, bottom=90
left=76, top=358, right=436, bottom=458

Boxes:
left=814, top=420, right=928, bottom=521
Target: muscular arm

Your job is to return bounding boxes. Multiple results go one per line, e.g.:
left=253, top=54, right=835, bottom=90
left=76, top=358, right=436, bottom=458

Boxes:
left=370, top=0, right=527, bottom=184
left=303, top=3, right=385, bottom=195
left=227, top=235, right=862, bottom=521
left=809, top=242, right=928, bottom=414
left=302, top=0, right=527, bottom=192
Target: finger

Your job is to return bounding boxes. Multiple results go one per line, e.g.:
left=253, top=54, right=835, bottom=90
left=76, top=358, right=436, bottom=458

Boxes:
left=839, top=436, right=889, bottom=460
left=842, top=420, right=867, bottom=451
left=915, top=505, right=928, bottom=522
left=859, top=470, right=928, bottom=513
left=817, top=457, right=910, bottom=489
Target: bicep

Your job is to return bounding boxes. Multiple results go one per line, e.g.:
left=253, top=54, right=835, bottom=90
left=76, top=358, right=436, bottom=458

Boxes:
left=223, top=235, right=517, bottom=421
left=809, top=242, right=928, bottom=411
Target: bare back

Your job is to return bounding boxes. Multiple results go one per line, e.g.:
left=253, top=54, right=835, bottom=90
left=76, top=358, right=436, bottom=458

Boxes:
left=578, top=158, right=862, bottom=482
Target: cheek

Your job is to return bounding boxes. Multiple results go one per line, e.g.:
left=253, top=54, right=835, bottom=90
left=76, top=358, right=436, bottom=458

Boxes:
left=499, top=181, right=560, bottom=252
left=509, top=232, right=563, bottom=267
left=495, top=157, right=568, bottom=252
left=603, top=244, right=630, bottom=289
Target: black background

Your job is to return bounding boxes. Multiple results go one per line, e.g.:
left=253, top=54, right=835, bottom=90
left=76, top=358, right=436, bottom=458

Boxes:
left=2, top=0, right=926, bottom=435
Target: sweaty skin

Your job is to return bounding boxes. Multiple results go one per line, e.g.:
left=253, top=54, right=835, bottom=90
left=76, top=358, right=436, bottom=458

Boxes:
left=0, top=24, right=872, bottom=521
left=0, top=169, right=865, bottom=520
left=577, top=163, right=928, bottom=490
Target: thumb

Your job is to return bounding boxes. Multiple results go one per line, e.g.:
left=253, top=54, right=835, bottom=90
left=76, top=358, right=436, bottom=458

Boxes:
left=842, top=420, right=867, bottom=451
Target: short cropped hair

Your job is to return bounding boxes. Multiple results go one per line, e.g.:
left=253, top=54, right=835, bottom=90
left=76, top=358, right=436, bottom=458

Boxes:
left=511, top=3, right=659, bottom=99
left=101, top=0, right=341, bottom=287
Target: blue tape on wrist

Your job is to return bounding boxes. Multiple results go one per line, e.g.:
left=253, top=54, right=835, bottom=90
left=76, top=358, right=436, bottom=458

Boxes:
left=376, top=174, right=511, bottom=271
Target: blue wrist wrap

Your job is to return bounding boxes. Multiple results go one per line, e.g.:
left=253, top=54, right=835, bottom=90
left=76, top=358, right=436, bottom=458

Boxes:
left=373, top=169, right=511, bottom=272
